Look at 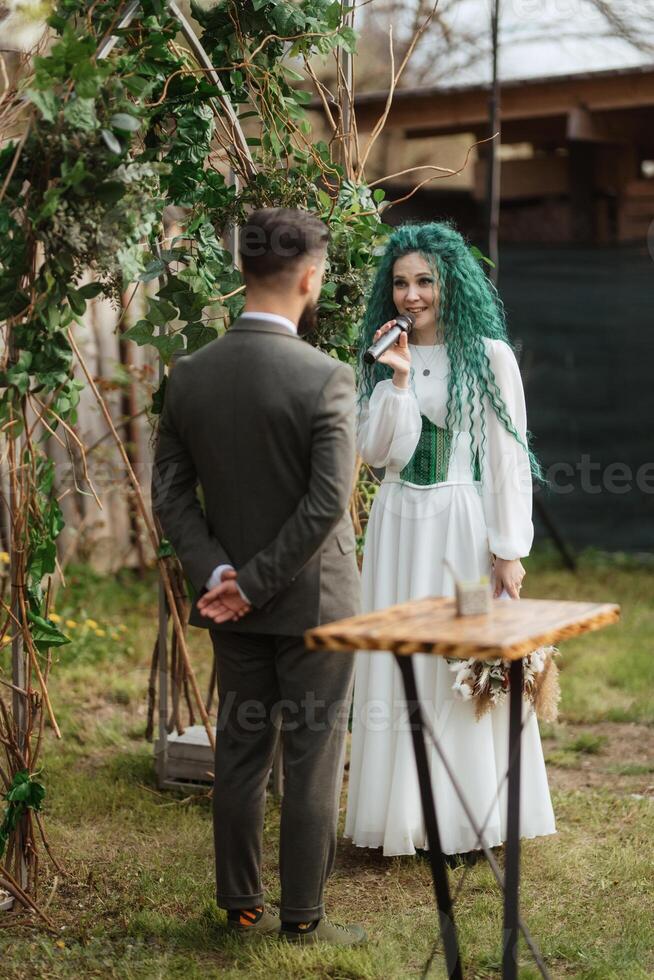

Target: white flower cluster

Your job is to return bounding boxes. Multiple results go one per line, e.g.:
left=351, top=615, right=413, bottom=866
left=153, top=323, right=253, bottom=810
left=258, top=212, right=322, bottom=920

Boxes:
left=447, top=646, right=557, bottom=708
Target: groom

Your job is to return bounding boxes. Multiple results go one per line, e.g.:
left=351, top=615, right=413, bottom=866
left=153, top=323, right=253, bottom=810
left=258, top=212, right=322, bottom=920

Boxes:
left=151, top=208, right=364, bottom=945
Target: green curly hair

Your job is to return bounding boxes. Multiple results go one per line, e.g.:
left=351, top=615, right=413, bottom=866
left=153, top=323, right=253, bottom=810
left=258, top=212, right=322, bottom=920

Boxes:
left=356, top=220, right=542, bottom=481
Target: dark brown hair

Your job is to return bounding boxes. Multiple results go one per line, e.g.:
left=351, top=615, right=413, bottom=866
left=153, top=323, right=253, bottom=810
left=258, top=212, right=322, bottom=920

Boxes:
left=239, top=207, right=329, bottom=281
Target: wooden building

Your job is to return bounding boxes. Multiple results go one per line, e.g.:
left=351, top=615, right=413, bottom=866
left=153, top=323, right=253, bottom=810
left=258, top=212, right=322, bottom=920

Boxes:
left=351, top=65, right=654, bottom=246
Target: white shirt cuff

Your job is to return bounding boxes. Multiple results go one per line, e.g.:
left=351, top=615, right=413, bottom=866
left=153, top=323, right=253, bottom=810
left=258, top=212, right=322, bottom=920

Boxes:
left=205, top=564, right=250, bottom=604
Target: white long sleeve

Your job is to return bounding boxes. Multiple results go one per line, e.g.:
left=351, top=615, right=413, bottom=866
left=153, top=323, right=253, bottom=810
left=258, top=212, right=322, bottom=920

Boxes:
left=357, top=379, right=422, bottom=470
left=479, top=340, right=534, bottom=560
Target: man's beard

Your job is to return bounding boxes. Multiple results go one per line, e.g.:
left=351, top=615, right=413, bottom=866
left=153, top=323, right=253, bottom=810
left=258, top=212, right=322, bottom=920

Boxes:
left=297, top=298, right=318, bottom=337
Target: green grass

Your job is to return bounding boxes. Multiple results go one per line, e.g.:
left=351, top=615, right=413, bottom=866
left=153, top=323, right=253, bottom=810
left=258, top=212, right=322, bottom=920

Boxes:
left=604, top=762, right=654, bottom=777
left=1, top=550, right=653, bottom=979
left=524, top=546, right=654, bottom=724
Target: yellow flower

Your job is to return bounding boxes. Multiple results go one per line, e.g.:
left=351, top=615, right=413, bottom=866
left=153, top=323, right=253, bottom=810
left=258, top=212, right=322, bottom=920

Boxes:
left=65, top=619, right=77, bottom=629
left=117, top=624, right=128, bottom=632
left=85, top=619, right=98, bottom=629
left=49, top=613, right=61, bottom=623
left=1, top=636, right=11, bottom=647
left=94, top=629, right=106, bottom=637
left=0, top=552, right=9, bottom=563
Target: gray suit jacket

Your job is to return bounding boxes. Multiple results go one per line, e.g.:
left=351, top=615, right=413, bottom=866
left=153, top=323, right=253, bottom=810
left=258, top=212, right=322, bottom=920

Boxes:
left=151, top=315, right=361, bottom=635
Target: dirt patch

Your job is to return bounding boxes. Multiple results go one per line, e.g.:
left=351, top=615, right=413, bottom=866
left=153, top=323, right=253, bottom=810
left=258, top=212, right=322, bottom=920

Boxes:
left=542, top=721, right=654, bottom=797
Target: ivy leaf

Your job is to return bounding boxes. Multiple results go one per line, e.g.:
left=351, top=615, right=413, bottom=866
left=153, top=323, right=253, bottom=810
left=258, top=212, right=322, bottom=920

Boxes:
left=47, top=12, right=67, bottom=31
left=61, top=158, right=87, bottom=187
left=183, top=322, right=216, bottom=353
left=149, top=332, right=185, bottom=364
left=72, top=58, right=110, bottom=99
left=26, top=88, right=59, bottom=123
left=25, top=780, right=46, bottom=810
left=101, top=129, right=122, bottom=155
left=78, top=282, right=104, bottom=299
left=63, top=97, right=99, bottom=132
left=138, top=258, right=166, bottom=283
left=38, top=187, right=63, bottom=221
left=67, top=289, right=86, bottom=316
left=147, top=297, right=178, bottom=326
left=469, top=245, right=496, bottom=268
left=0, top=770, right=46, bottom=861
left=8, top=781, right=32, bottom=803
left=156, top=537, right=175, bottom=559
left=123, top=319, right=154, bottom=346
left=57, top=252, right=74, bottom=274
left=26, top=610, right=71, bottom=650
left=339, top=26, right=358, bottom=53
left=123, top=75, right=153, bottom=97
left=6, top=351, right=32, bottom=395
left=317, top=189, right=333, bottom=211
left=283, top=66, right=305, bottom=82
left=29, top=535, right=57, bottom=582
left=110, top=112, right=141, bottom=132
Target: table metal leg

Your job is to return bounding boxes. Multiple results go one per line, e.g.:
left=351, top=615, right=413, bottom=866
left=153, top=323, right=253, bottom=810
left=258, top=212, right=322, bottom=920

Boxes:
left=503, top=658, right=524, bottom=979
left=396, top=655, right=463, bottom=980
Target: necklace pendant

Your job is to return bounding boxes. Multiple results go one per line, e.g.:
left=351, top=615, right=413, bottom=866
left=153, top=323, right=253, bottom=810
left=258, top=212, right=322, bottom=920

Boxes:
left=423, top=368, right=430, bottom=376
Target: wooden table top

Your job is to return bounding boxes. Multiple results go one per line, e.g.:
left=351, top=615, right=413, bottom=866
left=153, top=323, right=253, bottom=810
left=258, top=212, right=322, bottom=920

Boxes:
left=305, top=597, right=621, bottom=661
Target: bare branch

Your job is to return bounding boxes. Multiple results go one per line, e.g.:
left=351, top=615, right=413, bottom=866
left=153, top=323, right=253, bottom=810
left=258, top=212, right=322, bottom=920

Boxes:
left=380, top=133, right=498, bottom=210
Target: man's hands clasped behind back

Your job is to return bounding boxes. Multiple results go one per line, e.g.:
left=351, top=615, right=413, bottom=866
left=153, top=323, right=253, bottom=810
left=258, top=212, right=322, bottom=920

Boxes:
left=197, top=569, right=252, bottom=624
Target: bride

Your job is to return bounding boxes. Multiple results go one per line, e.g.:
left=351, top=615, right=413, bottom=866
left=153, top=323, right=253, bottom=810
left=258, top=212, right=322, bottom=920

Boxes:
left=345, top=221, right=556, bottom=857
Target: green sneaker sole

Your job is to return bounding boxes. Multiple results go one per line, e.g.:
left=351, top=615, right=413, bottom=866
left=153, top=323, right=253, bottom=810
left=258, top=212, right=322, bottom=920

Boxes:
left=279, top=919, right=367, bottom=946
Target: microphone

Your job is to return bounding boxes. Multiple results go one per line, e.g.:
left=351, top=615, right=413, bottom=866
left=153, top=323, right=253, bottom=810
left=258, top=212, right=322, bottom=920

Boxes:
left=363, top=313, right=415, bottom=365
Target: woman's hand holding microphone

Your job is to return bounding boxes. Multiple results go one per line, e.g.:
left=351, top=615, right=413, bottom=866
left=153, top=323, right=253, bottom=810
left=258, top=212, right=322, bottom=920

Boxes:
left=372, top=320, right=412, bottom=389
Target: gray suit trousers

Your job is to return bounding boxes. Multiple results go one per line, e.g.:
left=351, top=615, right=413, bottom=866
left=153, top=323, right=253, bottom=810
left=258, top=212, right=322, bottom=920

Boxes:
left=210, top=629, right=354, bottom=922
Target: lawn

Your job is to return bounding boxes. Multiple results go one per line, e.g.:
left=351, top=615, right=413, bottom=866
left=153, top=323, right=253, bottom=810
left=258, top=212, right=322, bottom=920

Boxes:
left=1, top=547, right=653, bottom=979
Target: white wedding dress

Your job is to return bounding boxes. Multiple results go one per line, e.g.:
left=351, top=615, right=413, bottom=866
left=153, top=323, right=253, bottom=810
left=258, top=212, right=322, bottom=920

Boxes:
left=345, top=338, right=556, bottom=856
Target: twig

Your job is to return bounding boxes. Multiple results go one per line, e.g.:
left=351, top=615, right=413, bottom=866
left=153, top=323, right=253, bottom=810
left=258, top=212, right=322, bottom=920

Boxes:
left=369, top=163, right=457, bottom=187
left=207, top=283, right=246, bottom=304
left=66, top=327, right=216, bottom=752
left=67, top=407, right=147, bottom=462
left=0, top=121, right=30, bottom=204
left=382, top=134, right=498, bottom=210
left=358, top=25, right=396, bottom=175
left=41, top=874, right=59, bottom=911
left=32, top=395, right=103, bottom=512
left=304, top=58, right=337, bottom=132
left=145, top=633, right=159, bottom=742
left=34, top=813, right=67, bottom=877
left=0, top=679, right=28, bottom=698
left=16, top=584, right=62, bottom=740
left=0, top=867, right=55, bottom=929
left=26, top=397, right=67, bottom=450
left=358, top=1, right=439, bottom=177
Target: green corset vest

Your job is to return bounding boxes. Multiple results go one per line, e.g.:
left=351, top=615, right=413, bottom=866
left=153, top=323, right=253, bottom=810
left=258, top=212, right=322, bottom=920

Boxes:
left=400, top=415, right=453, bottom=485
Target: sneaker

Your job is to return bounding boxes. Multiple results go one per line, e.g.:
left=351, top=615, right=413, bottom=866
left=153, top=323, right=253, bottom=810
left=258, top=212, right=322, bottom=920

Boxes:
left=226, top=908, right=281, bottom=938
left=279, top=916, right=367, bottom=946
